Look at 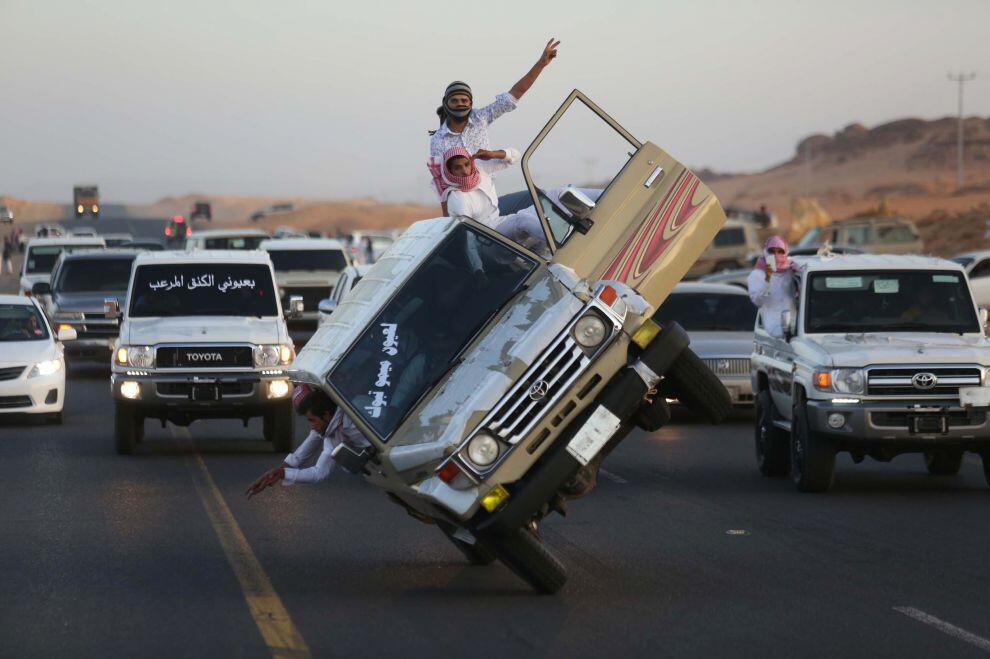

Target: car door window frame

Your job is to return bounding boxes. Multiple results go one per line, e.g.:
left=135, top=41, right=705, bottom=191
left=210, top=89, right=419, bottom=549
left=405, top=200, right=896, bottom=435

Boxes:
left=520, top=90, right=642, bottom=255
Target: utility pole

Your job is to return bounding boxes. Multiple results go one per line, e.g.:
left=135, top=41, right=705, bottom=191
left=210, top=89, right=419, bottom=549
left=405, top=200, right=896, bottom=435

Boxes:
left=948, top=72, right=976, bottom=189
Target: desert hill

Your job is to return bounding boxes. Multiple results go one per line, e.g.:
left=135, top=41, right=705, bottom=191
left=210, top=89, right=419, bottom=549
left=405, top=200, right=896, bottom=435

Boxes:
left=704, top=116, right=990, bottom=235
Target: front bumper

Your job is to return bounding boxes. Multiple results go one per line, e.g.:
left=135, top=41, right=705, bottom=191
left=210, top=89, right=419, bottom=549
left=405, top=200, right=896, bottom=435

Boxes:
left=0, top=370, right=64, bottom=414
left=110, top=370, right=291, bottom=417
left=807, top=398, right=990, bottom=444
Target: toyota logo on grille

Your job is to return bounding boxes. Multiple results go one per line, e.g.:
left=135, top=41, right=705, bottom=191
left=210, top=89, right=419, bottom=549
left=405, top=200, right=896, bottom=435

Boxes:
left=528, top=380, right=550, bottom=401
left=912, top=372, right=938, bottom=390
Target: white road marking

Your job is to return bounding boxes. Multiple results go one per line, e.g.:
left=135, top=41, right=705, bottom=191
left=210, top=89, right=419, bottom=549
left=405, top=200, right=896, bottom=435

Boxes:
left=599, top=468, right=628, bottom=484
left=725, top=529, right=750, bottom=536
left=894, top=606, right=990, bottom=653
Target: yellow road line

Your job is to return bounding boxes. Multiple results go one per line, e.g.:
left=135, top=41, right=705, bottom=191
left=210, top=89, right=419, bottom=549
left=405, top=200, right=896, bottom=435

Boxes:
left=173, top=427, right=311, bottom=658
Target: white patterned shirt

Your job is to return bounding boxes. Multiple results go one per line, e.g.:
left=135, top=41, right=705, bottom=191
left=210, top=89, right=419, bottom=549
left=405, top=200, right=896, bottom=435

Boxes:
left=282, top=408, right=371, bottom=484
left=429, top=92, right=519, bottom=200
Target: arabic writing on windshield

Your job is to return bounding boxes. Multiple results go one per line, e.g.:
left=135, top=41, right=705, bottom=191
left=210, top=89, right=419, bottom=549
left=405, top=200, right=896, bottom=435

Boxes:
left=329, top=225, right=536, bottom=439
left=806, top=270, right=979, bottom=334
left=129, top=264, right=277, bottom=317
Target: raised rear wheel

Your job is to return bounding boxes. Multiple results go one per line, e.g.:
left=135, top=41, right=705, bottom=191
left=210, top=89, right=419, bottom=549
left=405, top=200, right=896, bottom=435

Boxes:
left=266, top=403, right=294, bottom=453
left=660, top=347, right=732, bottom=424
left=114, top=403, right=142, bottom=455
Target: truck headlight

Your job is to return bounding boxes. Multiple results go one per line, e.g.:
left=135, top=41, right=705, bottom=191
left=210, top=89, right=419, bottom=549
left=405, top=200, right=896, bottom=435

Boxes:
left=573, top=313, right=608, bottom=348
left=466, top=433, right=500, bottom=467
left=254, top=344, right=294, bottom=367
left=116, top=345, right=155, bottom=368
left=28, top=358, right=62, bottom=378
left=831, top=368, right=864, bottom=394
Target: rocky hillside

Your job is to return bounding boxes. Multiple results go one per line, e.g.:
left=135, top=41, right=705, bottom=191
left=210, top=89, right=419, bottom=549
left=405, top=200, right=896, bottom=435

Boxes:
left=705, top=116, right=990, bottom=237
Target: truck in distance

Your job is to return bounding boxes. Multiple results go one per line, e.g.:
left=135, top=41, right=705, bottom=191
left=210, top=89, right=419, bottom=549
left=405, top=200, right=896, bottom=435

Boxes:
left=73, top=186, right=100, bottom=219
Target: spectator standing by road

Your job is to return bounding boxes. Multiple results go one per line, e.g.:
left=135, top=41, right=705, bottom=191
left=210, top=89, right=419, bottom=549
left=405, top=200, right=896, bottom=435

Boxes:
left=2, top=235, right=13, bottom=274
left=748, top=236, right=800, bottom=338
left=427, top=38, right=560, bottom=215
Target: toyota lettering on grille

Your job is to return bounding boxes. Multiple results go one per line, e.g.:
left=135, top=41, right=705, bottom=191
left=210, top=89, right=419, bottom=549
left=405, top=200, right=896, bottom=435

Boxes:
left=186, top=352, right=224, bottom=363
left=912, top=372, right=938, bottom=390
left=528, top=380, right=550, bottom=401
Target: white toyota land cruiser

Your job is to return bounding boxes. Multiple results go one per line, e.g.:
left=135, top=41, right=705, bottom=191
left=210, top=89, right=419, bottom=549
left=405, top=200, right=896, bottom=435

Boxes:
left=752, top=254, right=990, bottom=491
left=108, top=251, right=302, bottom=454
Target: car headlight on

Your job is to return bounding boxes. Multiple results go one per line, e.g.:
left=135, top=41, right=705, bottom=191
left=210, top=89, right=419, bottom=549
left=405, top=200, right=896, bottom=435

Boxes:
left=254, top=344, right=294, bottom=367
left=116, top=345, right=154, bottom=368
left=28, top=358, right=62, bottom=378
left=573, top=313, right=608, bottom=348
left=466, top=433, right=500, bottom=467
left=831, top=368, right=865, bottom=394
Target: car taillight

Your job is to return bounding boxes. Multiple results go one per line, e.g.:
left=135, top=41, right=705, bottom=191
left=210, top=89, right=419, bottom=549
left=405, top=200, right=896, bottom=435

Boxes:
left=185, top=227, right=191, bottom=236
left=165, top=227, right=172, bottom=236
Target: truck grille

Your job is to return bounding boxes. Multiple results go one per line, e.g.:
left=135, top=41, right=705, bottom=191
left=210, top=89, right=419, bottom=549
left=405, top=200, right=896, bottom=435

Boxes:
left=866, top=366, right=982, bottom=397
left=281, top=286, right=331, bottom=311
left=485, top=334, right=590, bottom=445
left=0, top=366, right=25, bottom=381
left=156, top=381, right=254, bottom=397
left=156, top=346, right=254, bottom=368
left=703, top=357, right=750, bottom=377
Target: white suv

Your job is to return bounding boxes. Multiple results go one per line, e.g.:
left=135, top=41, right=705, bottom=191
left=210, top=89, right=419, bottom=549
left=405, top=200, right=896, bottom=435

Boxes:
left=108, top=250, right=301, bottom=454
left=259, top=238, right=350, bottom=328
left=752, top=254, right=990, bottom=491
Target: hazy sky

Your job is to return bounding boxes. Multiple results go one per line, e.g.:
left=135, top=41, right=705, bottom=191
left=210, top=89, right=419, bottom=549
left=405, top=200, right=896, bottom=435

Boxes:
left=2, top=0, right=988, bottom=204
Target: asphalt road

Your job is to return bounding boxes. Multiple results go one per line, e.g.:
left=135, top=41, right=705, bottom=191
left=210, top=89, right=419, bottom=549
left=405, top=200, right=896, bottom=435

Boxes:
left=1, top=361, right=989, bottom=658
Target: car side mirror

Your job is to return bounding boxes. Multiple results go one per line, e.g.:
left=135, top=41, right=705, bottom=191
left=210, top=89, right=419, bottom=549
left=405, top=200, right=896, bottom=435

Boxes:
left=331, top=443, right=372, bottom=475
left=104, top=297, right=121, bottom=319
left=32, top=282, right=51, bottom=296
left=285, top=295, right=304, bottom=320
left=558, top=186, right=596, bottom=220
left=318, top=299, right=337, bottom=315
left=781, top=310, right=795, bottom=341
left=57, top=326, right=77, bottom=342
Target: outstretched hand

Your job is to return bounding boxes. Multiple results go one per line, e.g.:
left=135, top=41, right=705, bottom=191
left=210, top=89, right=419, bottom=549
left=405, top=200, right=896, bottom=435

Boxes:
left=538, top=38, right=560, bottom=67
left=245, top=466, right=285, bottom=499
left=472, top=149, right=498, bottom=161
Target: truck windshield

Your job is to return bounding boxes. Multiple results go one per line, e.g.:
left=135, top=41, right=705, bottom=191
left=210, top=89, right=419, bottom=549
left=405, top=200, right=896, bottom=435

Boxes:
left=25, top=244, right=100, bottom=274
left=806, top=270, right=979, bottom=334
left=329, top=224, right=537, bottom=439
left=267, top=250, right=347, bottom=272
left=129, top=263, right=278, bottom=317
left=0, top=304, right=49, bottom=342
left=654, top=292, right=756, bottom=331
left=55, top=258, right=136, bottom=293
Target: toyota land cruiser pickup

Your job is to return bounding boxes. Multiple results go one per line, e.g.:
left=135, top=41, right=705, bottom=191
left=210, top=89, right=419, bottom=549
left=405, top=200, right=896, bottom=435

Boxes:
left=752, top=254, right=990, bottom=492
left=291, top=90, right=730, bottom=593
left=108, top=250, right=302, bottom=454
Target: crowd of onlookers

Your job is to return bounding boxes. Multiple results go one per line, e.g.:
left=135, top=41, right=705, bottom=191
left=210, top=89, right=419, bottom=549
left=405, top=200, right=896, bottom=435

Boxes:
left=2, top=228, right=26, bottom=275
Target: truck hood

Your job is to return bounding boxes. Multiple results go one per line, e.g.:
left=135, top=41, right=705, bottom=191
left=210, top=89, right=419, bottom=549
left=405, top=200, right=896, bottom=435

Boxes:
left=806, top=333, right=990, bottom=367
left=688, top=331, right=754, bottom=358
left=123, top=316, right=284, bottom=345
left=275, top=272, right=342, bottom=287
left=52, top=291, right=127, bottom=314
left=385, top=271, right=584, bottom=463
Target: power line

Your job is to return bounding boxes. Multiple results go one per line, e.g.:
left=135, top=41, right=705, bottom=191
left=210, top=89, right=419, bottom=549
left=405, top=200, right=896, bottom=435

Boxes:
left=947, top=71, right=976, bottom=189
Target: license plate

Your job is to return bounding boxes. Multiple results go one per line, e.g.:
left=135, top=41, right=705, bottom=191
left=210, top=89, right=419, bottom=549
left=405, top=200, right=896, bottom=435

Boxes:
left=190, top=384, right=220, bottom=402
left=911, top=415, right=947, bottom=434
left=566, top=405, right=621, bottom=466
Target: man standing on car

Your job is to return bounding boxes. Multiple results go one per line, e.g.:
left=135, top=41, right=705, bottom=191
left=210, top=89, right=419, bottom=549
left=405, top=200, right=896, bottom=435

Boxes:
left=427, top=38, right=561, bottom=215
left=245, top=384, right=371, bottom=497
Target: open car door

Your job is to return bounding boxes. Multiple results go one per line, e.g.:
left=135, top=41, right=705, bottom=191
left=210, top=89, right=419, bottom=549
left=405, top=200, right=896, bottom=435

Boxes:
left=522, top=90, right=726, bottom=306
